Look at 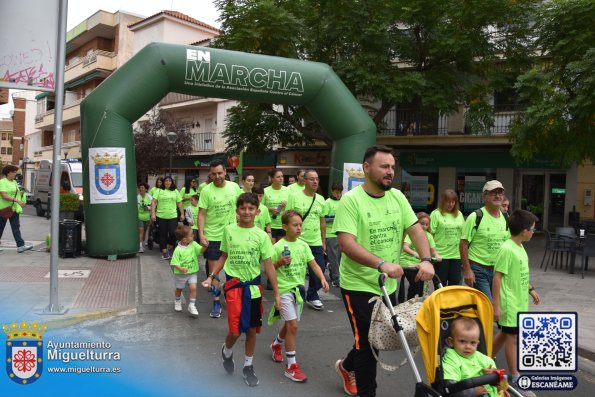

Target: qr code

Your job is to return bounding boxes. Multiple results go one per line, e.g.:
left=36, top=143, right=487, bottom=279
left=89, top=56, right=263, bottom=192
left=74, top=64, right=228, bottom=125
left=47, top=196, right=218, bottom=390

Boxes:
left=518, top=312, right=577, bottom=372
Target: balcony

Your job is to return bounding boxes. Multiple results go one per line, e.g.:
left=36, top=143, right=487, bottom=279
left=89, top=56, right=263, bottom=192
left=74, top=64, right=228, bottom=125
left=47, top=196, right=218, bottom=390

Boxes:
left=376, top=108, right=448, bottom=136
left=64, top=50, right=116, bottom=84
left=192, top=132, right=214, bottom=152
left=34, top=98, right=83, bottom=130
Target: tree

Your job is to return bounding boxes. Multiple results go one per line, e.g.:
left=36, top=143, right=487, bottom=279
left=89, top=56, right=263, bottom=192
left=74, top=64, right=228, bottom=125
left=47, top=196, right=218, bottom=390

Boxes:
left=509, top=0, right=595, bottom=167
left=213, top=0, right=538, bottom=153
left=133, top=108, right=193, bottom=182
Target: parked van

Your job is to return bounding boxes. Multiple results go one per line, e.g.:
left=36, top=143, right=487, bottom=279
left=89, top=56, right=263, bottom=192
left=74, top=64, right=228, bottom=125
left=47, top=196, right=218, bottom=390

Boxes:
left=32, top=159, right=84, bottom=218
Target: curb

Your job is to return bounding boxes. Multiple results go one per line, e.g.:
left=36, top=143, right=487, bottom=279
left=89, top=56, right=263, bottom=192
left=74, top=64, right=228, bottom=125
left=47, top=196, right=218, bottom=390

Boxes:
left=41, top=306, right=137, bottom=330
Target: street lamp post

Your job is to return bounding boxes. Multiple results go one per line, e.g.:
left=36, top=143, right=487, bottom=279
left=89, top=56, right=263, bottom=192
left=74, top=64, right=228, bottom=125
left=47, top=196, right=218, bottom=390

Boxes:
left=166, top=131, right=178, bottom=177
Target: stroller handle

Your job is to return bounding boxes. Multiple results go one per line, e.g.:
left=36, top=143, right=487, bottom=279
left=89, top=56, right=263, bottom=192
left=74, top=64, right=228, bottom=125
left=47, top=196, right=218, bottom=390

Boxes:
left=378, top=266, right=443, bottom=289
left=446, top=373, right=500, bottom=394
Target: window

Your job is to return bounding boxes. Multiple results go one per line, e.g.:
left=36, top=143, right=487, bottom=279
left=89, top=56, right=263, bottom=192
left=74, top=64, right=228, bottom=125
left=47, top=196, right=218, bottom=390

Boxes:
left=1, top=133, right=7, bottom=140
left=1, top=147, right=6, bottom=154
left=6, top=147, right=12, bottom=155
left=401, top=168, right=439, bottom=214
left=493, top=88, right=522, bottom=112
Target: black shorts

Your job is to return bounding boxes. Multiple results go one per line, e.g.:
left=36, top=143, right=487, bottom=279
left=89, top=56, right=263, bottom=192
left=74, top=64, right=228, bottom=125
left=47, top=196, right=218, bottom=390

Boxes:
left=497, top=323, right=519, bottom=335
left=204, top=241, right=222, bottom=260
left=271, top=228, right=286, bottom=239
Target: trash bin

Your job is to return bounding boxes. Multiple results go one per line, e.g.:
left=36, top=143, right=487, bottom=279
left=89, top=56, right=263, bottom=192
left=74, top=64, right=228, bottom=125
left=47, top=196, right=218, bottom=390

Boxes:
left=59, top=220, right=82, bottom=258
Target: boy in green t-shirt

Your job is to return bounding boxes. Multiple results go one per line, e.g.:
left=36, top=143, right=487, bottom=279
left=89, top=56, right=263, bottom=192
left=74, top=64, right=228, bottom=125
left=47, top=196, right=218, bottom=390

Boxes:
left=253, top=186, right=273, bottom=240
left=170, top=225, right=202, bottom=317
left=443, top=317, right=500, bottom=397
left=492, top=210, right=541, bottom=395
left=399, top=212, right=442, bottom=301
left=202, top=193, right=281, bottom=387
left=324, top=182, right=343, bottom=287
left=268, top=210, right=329, bottom=382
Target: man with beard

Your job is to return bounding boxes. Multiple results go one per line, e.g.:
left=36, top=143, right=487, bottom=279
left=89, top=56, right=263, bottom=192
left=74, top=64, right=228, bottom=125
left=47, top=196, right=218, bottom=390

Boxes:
left=198, top=160, right=242, bottom=318
left=333, top=145, right=435, bottom=397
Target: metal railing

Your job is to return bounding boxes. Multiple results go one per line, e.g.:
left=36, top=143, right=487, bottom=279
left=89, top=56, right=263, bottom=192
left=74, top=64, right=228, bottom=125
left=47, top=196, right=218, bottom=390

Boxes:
left=375, top=107, right=448, bottom=136
left=193, top=132, right=214, bottom=152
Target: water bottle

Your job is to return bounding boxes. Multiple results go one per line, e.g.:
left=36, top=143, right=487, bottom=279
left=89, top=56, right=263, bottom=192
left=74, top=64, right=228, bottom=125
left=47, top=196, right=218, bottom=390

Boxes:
left=272, top=203, right=284, bottom=219
left=210, top=285, right=221, bottom=297
left=282, top=244, right=291, bottom=257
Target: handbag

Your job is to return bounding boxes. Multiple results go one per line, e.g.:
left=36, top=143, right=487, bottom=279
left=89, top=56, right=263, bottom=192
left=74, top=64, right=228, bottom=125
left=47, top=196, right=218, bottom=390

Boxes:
left=368, top=295, right=425, bottom=371
left=0, top=186, right=18, bottom=219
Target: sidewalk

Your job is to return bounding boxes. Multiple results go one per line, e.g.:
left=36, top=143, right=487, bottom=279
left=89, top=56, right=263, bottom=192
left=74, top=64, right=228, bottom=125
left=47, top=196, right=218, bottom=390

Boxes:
left=1, top=213, right=594, bottom=361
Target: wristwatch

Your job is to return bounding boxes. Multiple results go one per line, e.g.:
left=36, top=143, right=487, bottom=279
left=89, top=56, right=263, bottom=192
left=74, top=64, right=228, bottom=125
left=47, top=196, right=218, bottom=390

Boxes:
left=421, top=257, right=433, bottom=263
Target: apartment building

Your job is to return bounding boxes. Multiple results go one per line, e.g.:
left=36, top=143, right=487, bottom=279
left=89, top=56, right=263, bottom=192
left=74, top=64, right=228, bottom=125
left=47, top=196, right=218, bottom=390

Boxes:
left=0, top=118, right=13, bottom=165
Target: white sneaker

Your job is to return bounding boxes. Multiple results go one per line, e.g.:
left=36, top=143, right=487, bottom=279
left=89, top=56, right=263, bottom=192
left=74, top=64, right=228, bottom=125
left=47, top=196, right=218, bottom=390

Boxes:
left=138, top=245, right=144, bottom=253
left=174, top=300, right=182, bottom=312
left=188, top=303, right=198, bottom=317
left=306, top=299, right=324, bottom=310
left=17, top=244, right=33, bottom=253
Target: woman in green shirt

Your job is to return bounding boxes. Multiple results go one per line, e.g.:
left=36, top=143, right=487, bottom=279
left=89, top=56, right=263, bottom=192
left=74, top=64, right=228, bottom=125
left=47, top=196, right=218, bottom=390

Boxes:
left=0, top=165, right=32, bottom=253
left=430, top=189, right=464, bottom=286
left=150, top=176, right=184, bottom=260
left=242, top=172, right=255, bottom=193
left=180, top=178, right=198, bottom=206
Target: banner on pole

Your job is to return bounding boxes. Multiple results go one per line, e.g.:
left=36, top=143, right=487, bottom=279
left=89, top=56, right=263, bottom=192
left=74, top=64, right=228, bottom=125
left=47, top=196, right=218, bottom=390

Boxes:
left=89, top=148, right=127, bottom=204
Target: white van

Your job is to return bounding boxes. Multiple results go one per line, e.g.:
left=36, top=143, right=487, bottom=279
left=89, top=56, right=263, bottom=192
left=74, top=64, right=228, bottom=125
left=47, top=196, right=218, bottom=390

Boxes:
left=32, top=159, right=84, bottom=217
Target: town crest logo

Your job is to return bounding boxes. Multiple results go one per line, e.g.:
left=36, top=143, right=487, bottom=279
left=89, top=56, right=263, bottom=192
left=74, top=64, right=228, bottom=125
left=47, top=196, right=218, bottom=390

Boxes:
left=92, top=152, right=123, bottom=195
left=3, top=321, right=47, bottom=385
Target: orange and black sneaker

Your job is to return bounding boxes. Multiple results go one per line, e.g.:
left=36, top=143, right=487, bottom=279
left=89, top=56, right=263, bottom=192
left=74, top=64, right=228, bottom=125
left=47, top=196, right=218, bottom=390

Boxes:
left=335, top=359, right=357, bottom=396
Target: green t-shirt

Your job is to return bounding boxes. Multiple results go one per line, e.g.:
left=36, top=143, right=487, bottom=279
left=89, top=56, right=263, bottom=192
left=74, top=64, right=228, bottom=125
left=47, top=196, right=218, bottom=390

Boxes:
left=255, top=203, right=272, bottom=231
left=0, top=178, right=19, bottom=211
left=137, top=193, right=152, bottom=222
left=288, top=183, right=304, bottom=194
left=198, top=181, right=242, bottom=241
left=430, top=209, right=464, bottom=259
left=14, top=190, right=25, bottom=215
left=324, top=197, right=341, bottom=238
left=221, top=224, right=274, bottom=298
left=272, top=238, right=315, bottom=294
left=262, top=185, right=290, bottom=230
left=442, top=348, right=498, bottom=397
left=286, top=191, right=326, bottom=246
left=198, top=182, right=209, bottom=194
left=462, top=207, right=510, bottom=267
left=188, top=203, right=199, bottom=230
left=494, top=239, right=530, bottom=327
left=334, top=186, right=418, bottom=295
left=400, top=231, right=436, bottom=266
left=180, top=186, right=198, bottom=203
left=153, top=188, right=182, bottom=219
left=148, top=186, right=160, bottom=198
left=170, top=241, right=202, bottom=275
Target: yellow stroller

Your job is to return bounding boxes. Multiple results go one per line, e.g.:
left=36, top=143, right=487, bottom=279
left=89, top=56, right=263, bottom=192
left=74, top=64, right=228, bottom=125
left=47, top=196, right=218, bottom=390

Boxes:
left=416, top=285, right=522, bottom=396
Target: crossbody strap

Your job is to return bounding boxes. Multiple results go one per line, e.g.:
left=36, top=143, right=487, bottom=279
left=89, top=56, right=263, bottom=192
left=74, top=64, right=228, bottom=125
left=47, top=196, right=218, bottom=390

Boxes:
left=302, top=194, right=317, bottom=221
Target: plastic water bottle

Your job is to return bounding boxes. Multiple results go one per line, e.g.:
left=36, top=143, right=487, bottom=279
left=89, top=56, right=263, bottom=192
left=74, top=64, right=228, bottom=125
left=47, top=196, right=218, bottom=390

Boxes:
left=272, top=203, right=284, bottom=219
left=210, top=285, right=221, bottom=297
left=282, top=244, right=291, bottom=257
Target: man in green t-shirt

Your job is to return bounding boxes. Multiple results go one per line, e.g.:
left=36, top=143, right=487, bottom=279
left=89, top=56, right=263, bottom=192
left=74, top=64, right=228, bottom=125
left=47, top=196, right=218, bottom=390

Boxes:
left=198, top=160, right=242, bottom=318
left=286, top=169, right=327, bottom=311
left=288, top=169, right=306, bottom=194
left=460, top=180, right=510, bottom=301
left=333, top=145, right=435, bottom=397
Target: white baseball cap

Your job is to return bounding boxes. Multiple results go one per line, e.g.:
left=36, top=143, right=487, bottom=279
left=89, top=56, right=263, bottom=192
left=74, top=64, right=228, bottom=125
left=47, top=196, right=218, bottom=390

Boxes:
left=483, top=180, right=505, bottom=193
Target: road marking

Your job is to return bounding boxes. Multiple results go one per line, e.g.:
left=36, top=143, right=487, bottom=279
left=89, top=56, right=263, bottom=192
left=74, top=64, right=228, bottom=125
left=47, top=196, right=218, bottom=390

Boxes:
left=44, top=270, right=91, bottom=279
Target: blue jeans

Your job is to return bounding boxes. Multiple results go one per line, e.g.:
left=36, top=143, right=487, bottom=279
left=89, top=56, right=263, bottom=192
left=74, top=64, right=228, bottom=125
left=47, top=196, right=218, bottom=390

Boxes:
left=0, top=213, right=25, bottom=247
left=471, top=263, right=494, bottom=301
left=306, top=245, right=326, bottom=301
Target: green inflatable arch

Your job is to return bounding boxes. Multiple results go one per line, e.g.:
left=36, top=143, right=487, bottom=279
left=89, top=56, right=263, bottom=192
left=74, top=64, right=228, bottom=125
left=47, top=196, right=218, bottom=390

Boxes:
left=81, top=43, right=376, bottom=257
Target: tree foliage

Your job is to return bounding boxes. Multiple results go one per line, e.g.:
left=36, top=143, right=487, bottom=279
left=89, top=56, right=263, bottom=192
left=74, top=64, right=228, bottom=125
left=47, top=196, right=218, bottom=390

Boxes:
left=212, top=0, right=537, bottom=153
left=133, top=108, right=194, bottom=182
left=509, top=0, right=595, bottom=166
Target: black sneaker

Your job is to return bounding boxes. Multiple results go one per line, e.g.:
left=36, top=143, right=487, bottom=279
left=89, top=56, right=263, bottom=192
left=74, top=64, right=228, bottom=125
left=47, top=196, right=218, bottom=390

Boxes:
left=242, top=365, right=259, bottom=387
left=221, top=344, right=234, bottom=374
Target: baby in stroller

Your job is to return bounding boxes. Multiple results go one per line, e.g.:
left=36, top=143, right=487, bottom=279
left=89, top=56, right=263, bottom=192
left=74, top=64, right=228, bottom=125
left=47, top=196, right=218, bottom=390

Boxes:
left=443, top=316, right=500, bottom=397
